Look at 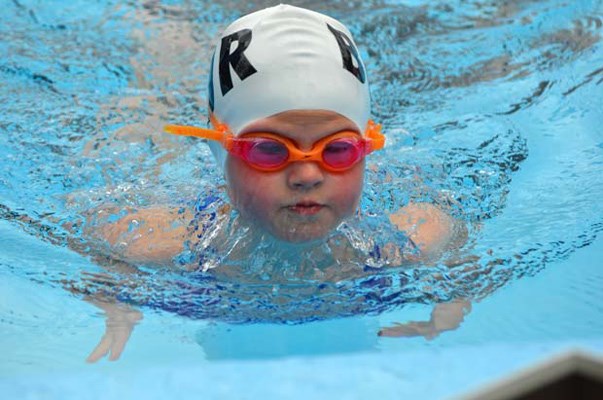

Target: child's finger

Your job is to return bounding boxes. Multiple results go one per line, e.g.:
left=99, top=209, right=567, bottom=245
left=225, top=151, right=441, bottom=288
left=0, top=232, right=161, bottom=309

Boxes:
left=108, top=328, right=133, bottom=361
left=86, top=334, right=112, bottom=363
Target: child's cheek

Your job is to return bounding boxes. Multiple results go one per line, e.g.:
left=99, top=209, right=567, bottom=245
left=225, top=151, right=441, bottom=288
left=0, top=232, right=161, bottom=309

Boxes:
left=331, top=163, right=364, bottom=217
left=226, top=158, right=283, bottom=220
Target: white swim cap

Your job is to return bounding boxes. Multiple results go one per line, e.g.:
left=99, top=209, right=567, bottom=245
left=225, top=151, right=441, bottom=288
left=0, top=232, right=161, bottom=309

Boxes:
left=207, top=4, right=371, bottom=169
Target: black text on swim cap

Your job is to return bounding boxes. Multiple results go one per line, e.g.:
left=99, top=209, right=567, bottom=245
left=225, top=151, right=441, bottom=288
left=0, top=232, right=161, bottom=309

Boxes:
left=327, top=24, right=366, bottom=84
left=219, top=29, right=258, bottom=96
left=215, top=23, right=366, bottom=100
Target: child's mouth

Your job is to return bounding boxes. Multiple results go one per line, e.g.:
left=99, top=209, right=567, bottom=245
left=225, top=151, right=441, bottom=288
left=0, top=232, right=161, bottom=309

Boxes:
left=288, top=202, right=324, bottom=215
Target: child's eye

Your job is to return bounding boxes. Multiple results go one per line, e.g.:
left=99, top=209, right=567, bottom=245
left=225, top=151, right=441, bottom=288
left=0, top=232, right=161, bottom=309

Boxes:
left=323, top=139, right=361, bottom=167
left=246, top=139, right=289, bottom=166
left=324, top=140, right=354, bottom=154
left=253, top=140, right=288, bottom=155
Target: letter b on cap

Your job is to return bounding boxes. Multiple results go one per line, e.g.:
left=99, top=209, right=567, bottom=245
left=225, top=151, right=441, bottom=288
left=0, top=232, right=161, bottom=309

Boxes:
left=327, top=24, right=366, bottom=84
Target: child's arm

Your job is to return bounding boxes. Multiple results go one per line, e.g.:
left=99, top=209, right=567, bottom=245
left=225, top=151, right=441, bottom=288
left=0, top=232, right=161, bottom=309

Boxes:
left=381, top=204, right=471, bottom=339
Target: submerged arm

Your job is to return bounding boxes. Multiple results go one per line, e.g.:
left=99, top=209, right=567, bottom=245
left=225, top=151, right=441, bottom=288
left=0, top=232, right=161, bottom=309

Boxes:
left=382, top=203, right=472, bottom=338
left=72, top=206, right=197, bottom=361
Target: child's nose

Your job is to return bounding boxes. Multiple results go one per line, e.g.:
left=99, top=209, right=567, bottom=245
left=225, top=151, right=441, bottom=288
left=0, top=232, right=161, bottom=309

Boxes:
left=287, top=161, right=325, bottom=190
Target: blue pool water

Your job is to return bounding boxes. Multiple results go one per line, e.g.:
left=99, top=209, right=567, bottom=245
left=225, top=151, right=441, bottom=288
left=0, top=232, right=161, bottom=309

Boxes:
left=1, top=0, right=603, bottom=398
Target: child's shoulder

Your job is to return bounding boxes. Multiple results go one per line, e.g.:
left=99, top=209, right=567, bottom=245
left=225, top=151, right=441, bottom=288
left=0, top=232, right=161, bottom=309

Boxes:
left=389, top=203, right=463, bottom=260
left=92, top=206, right=194, bottom=265
left=90, top=193, right=228, bottom=266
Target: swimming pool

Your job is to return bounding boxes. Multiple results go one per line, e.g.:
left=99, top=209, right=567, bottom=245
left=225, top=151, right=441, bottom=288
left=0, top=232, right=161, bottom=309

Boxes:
left=1, top=0, right=602, bottom=398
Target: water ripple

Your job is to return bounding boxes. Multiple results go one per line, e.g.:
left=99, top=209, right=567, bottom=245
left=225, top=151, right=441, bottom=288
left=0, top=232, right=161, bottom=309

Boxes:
left=1, top=0, right=602, bottom=324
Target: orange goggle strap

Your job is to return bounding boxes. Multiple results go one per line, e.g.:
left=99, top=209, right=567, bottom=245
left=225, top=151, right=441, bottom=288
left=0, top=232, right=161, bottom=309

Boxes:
left=365, top=120, right=385, bottom=151
left=163, top=117, right=386, bottom=153
left=164, top=119, right=234, bottom=150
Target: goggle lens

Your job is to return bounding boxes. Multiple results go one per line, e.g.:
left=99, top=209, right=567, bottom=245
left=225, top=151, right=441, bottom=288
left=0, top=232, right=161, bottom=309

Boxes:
left=244, top=139, right=289, bottom=168
left=322, top=138, right=362, bottom=170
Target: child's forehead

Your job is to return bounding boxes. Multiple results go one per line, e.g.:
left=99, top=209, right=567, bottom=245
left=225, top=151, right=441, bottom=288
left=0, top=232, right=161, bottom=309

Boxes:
left=239, top=110, right=360, bottom=137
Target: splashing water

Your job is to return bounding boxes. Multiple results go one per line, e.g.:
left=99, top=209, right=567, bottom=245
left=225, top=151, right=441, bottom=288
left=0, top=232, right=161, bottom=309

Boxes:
left=1, top=0, right=602, bottom=324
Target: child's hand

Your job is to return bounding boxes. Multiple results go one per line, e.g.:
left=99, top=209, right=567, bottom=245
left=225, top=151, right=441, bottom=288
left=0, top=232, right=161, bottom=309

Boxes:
left=86, top=299, right=142, bottom=362
left=378, top=300, right=471, bottom=339
left=378, top=320, right=439, bottom=339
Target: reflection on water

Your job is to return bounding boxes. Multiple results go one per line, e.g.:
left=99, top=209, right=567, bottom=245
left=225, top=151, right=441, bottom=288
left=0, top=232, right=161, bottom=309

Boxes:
left=1, top=0, right=602, bottom=323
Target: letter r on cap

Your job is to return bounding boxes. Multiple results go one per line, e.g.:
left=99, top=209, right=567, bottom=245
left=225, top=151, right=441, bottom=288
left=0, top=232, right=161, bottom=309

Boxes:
left=218, top=29, right=258, bottom=96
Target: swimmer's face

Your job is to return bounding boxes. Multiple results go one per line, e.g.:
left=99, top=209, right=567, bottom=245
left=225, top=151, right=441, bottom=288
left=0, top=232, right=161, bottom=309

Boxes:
left=226, top=110, right=364, bottom=243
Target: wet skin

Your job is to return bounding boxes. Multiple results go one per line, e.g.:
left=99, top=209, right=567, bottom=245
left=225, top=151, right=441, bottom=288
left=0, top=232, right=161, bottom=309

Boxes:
left=226, top=110, right=365, bottom=243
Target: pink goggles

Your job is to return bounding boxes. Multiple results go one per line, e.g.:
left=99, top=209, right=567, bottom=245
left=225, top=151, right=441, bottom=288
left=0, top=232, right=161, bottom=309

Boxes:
left=165, top=116, right=385, bottom=172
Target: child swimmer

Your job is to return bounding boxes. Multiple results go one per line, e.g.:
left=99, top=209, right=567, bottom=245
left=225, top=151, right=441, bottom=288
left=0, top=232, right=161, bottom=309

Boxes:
left=86, top=4, right=468, bottom=363
left=96, top=4, right=457, bottom=266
